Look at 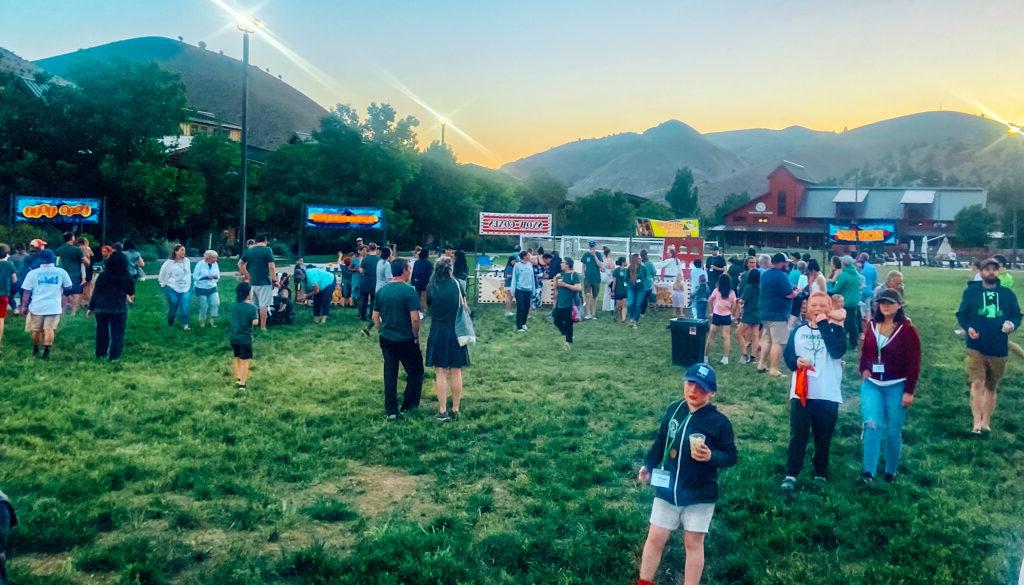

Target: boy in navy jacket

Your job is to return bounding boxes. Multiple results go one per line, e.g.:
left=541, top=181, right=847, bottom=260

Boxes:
left=636, top=363, right=737, bottom=585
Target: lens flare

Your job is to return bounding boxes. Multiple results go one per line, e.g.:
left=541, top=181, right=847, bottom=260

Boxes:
left=372, top=65, right=496, bottom=161
left=207, top=0, right=350, bottom=98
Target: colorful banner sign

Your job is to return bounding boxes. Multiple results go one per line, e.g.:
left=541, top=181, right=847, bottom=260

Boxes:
left=828, top=223, right=896, bottom=244
left=479, top=212, right=552, bottom=236
left=636, top=218, right=700, bottom=238
left=14, top=196, right=101, bottom=224
left=304, top=205, right=384, bottom=231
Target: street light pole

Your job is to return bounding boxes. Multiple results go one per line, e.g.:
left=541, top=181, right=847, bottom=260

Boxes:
left=238, top=29, right=250, bottom=249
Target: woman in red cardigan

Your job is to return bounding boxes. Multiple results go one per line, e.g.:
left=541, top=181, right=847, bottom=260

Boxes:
left=859, top=288, right=921, bottom=484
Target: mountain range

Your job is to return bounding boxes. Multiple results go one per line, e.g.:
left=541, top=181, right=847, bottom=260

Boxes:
left=504, top=111, right=1022, bottom=207
left=34, top=37, right=327, bottom=149
left=10, top=36, right=1024, bottom=210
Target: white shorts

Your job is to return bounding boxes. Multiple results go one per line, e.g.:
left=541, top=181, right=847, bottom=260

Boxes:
left=649, top=498, right=715, bottom=533
left=252, top=285, right=273, bottom=308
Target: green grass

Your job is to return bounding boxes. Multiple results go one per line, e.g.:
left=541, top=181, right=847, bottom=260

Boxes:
left=1, top=267, right=1022, bottom=584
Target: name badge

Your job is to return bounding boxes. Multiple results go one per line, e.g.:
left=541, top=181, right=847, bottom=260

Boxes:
left=872, top=363, right=885, bottom=374
left=651, top=469, right=672, bottom=488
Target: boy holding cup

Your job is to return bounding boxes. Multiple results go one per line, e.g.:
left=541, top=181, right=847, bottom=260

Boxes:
left=636, top=363, right=738, bottom=585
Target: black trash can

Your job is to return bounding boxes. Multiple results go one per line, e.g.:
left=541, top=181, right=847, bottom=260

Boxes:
left=669, top=318, right=709, bottom=367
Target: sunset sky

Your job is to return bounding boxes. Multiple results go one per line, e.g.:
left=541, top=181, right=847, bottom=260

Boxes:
left=4, top=0, right=1023, bottom=167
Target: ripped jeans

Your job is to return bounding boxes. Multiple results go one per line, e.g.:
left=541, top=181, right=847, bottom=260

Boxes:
left=860, top=379, right=908, bottom=476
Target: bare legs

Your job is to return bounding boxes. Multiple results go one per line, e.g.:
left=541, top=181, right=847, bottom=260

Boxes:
left=258, top=307, right=268, bottom=332
left=233, top=358, right=251, bottom=387
left=638, top=526, right=706, bottom=585
left=970, top=381, right=996, bottom=432
left=704, top=324, right=730, bottom=359
left=435, top=368, right=463, bottom=414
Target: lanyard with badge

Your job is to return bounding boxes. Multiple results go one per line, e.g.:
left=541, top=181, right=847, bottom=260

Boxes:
left=871, top=322, right=902, bottom=374
left=651, top=402, right=689, bottom=488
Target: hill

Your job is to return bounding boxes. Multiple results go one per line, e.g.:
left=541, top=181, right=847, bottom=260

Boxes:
left=501, top=120, right=744, bottom=199
left=35, top=36, right=328, bottom=149
left=504, top=111, right=1020, bottom=209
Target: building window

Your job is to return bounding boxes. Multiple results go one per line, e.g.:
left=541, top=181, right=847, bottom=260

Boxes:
left=777, top=192, right=787, bottom=217
left=836, top=202, right=856, bottom=218
left=906, top=204, right=931, bottom=220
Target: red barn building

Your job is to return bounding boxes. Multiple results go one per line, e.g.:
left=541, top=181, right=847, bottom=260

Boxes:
left=711, top=161, right=987, bottom=249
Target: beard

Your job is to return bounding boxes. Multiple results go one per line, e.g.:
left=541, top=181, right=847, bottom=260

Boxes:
left=983, top=276, right=999, bottom=286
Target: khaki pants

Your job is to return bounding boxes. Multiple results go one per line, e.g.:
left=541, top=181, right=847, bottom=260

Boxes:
left=966, top=349, right=1007, bottom=393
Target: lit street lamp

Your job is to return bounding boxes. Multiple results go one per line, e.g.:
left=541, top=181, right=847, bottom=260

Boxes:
left=236, top=16, right=260, bottom=251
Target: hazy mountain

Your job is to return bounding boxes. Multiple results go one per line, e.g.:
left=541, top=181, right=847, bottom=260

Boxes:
left=35, top=36, right=328, bottom=149
left=502, top=120, right=744, bottom=198
left=505, top=111, right=1018, bottom=208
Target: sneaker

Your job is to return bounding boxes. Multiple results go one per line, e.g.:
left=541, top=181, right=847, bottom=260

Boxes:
left=583, top=315, right=593, bottom=321
left=780, top=476, right=797, bottom=491
left=562, top=341, right=572, bottom=350
left=720, top=356, right=729, bottom=365
left=768, top=369, right=784, bottom=377
left=517, top=328, right=526, bottom=333
left=419, top=311, right=425, bottom=320
left=182, top=325, right=191, bottom=331
left=506, top=311, right=514, bottom=318
left=361, top=327, right=371, bottom=337
left=813, top=476, right=827, bottom=484
left=860, top=472, right=874, bottom=485
left=522, top=325, right=529, bottom=331
left=436, top=411, right=451, bottom=422
left=386, top=414, right=398, bottom=421
left=883, top=473, right=895, bottom=483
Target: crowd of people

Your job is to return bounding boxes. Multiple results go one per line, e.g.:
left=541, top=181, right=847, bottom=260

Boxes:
left=0, top=233, right=1020, bottom=585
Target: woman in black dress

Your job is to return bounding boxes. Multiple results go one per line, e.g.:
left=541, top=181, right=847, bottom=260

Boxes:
left=425, top=256, right=470, bottom=422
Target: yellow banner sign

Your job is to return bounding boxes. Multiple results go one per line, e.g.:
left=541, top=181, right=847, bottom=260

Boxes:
left=636, top=218, right=700, bottom=238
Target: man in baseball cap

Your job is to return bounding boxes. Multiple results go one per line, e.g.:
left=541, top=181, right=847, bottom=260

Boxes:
left=635, top=362, right=737, bottom=585
left=758, top=253, right=799, bottom=375
left=19, top=248, right=72, bottom=359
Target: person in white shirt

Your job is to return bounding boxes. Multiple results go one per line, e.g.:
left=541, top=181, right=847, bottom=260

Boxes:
left=654, top=246, right=685, bottom=278
left=511, top=250, right=536, bottom=332
left=158, top=244, right=193, bottom=330
left=192, top=250, right=221, bottom=327
left=780, top=291, right=848, bottom=492
left=19, top=249, right=72, bottom=358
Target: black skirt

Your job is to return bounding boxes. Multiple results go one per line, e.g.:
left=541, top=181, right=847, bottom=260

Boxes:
left=425, top=322, right=470, bottom=369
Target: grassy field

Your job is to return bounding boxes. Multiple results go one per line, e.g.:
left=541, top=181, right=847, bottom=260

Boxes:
left=1, top=267, right=1021, bottom=584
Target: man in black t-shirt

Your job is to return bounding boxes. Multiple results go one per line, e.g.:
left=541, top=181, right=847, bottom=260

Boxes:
left=55, top=232, right=87, bottom=314
left=706, top=247, right=726, bottom=284
left=372, top=258, right=423, bottom=419
left=359, top=243, right=381, bottom=322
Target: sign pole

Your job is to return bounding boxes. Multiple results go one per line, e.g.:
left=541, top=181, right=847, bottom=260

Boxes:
left=101, top=196, right=108, bottom=244
left=298, top=203, right=306, bottom=259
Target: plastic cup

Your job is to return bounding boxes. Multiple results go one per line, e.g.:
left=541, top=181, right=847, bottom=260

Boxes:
left=689, top=433, right=706, bottom=458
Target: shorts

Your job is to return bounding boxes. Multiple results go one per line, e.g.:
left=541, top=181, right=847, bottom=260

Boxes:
left=342, top=281, right=353, bottom=297
left=649, top=498, right=715, bottom=533
left=711, top=314, right=732, bottom=327
left=252, top=285, right=273, bottom=308
left=64, top=281, right=83, bottom=296
left=966, top=349, right=1007, bottom=392
left=584, top=280, right=600, bottom=298
left=763, top=321, right=790, bottom=345
left=231, top=343, right=254, bottom=360
left=29, top=313, right=60, bottom=332
left=0, top=296, right=7, bottom=318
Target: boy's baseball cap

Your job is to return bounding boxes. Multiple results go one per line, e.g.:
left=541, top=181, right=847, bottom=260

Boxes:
left=38, top=249, right=56, bottom=264
left=684, top=362, right=717, bottom=393
left=588, top=241, right=597, bottom=248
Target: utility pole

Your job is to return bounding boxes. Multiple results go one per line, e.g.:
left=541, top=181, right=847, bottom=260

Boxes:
left=236, top=19, right=259, bottom=250
left=441, top=122, right=446, bottom=147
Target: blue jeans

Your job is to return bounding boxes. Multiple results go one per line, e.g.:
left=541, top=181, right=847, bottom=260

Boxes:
left=626, top=287, right=644, bottom=322
left=196, top=290, right=220, bottom=321
left=163, top=287, right=191, bottom=327
left=860, top=379, right=908, bottom=476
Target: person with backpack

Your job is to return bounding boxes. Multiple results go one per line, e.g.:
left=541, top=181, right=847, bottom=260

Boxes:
left=635, top=363, right=737, bottom=585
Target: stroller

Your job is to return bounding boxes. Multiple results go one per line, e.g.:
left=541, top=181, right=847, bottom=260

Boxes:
left=268, top=274, right=294, bottom=326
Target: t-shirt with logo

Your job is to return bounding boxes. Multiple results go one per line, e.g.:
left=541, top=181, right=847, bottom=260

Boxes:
left=56, top=243, right=84, bottom=282
left=555, top=272, right=580, bottom=308
left=241, top=245, right=275, bottom=286
left=22, top=265, right=73, bottom=315
left=0, top=260, right=15, bottom=296
left=580, top=251, right=603, bottom=283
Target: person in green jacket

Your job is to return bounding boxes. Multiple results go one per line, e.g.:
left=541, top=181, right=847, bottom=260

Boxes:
left=995, top=255, right=1014, bottom=288
left=832, top=255, right=863, bottom=348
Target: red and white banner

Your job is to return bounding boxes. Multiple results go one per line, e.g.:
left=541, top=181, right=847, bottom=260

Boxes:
left=479, top=212, right=552, bottom=236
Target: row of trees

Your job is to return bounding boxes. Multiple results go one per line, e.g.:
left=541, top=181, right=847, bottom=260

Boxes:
left=0, top=59, right=724, bottom=252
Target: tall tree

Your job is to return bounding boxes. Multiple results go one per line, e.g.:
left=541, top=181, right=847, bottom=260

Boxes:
left=664, top=167, right=699, bottom=217
left=954, top=204, right=995, bottom=247
left=564, top=189, right=636, bottom=236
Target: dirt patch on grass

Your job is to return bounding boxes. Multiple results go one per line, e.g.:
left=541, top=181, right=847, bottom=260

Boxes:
left=294, top=461, right=437, bottom=519
left=15, top=552, right=72, bottom=575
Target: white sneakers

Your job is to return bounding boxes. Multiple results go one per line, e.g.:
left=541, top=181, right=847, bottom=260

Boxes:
left=720, top=356, right=729, bottom=365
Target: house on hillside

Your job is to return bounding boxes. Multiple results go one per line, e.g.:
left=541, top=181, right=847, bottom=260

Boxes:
left=180, top=109, right=241, bottom=141
left=709, top=161, right=987, bottom=249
